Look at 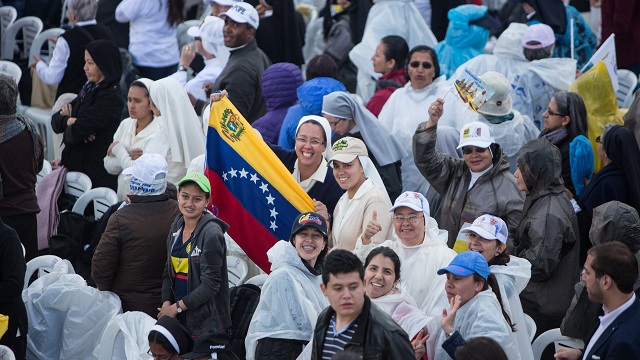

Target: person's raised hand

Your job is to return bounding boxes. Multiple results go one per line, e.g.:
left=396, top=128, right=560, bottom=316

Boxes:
left=554, top=347, right=583, bottom=360
left=313, top=199, right=329, bottom=223
left=210, top=89, right=228, bottom=103
left=441, top=294, right=461, bottom=333
left=411, top=329, right=429, bottom=360
left=180, top=43, right=196, bottom=68
left=427, top=98, right=445, bottom=128
left=362, top=210, right=381, bottom=245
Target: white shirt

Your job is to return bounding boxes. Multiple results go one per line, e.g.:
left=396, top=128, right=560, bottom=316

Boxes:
left=35, top=20, right=97, bottom=85
left=582, top=294, right=637, bottom=359
left=293, top=157, right=328, bottom=192
left=169, top=56, right=226, bottom=101
left=116, top=0, right=179, bottom=67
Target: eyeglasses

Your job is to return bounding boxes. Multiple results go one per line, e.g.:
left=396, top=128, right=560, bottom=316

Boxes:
left=409, top=61, right=433, bottom=69
left=327, top=118, right=343, bottom=127
left=393, top=215, right=424, bottom=223
left=461, top=146, right=489, bottom=155
left=595, top=136, right=601, bottom=143
left=147, top=349, right=177, bottom=360
left=546, top=107, right=564, bottom=117
left=296, top=137, right=325, bottom=146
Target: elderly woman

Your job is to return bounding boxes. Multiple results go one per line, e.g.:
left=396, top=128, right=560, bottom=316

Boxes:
left=436, top=251, right=519, bottom=360
left=246, top=212, right=329, bottom=360
left=378, top=45, right=465, bottom=195
left=51, top=39, right=124, bottom=191
left=322, top=91, right=407, bottom=201
left=462, top=215, right=533, bottom=360
left=413, top=99, right=524, bottom=251
left=513, top=139, right=580, bottom=339
left=329, top=137, right=392, bottom=250
left=577, top=124, right=640, bottom=264
left=355, top=191, right=455, bottom=319
left=365, top=35, right=409, bottom=117
left=103, top=78, right=161, bottom=200
left=364, top=246, right=438, bottom=360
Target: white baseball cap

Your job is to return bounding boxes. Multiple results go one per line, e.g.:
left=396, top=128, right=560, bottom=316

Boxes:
left=122, top=154, right=168, bottom=195
left=460, top=214, right=508, bottom=244
left=219, top=2, right=259, bottom=30
left=187, top=16, right=228, bottom=59
left=457, top=121, right=495, bottom=149
left=389, top=191, right=430, bottom=219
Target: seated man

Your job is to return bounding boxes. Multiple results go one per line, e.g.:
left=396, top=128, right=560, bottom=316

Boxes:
left=310, top=249, right=415, bottom=359
left=555, top=242, right=640, bottom=360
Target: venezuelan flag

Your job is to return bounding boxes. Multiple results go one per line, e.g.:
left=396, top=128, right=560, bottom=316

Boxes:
left=205, top=97, right=314, bottom=272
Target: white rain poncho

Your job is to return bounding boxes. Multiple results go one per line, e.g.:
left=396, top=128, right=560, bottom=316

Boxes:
left=349, top=0, right=437, bottom=102
left=371, top=288, right=438, bottom=360
left=245, top=241, right=328, bottom=360
left=434, top=289, right=521, bottom=360
left=491, top=256, right=534, bottom=360
left=92, top=312, right=157, bottom=359
left=475, top=110, right=540, bottom=172
left=22, top=260, right=122, bottom=360
left=378, top=78, right=470, bottom=195
left=354, top=216, right=456, bottom=318
left=449, top=22, right=529, bottom=84
left=510, top=58, right=577, bottom=130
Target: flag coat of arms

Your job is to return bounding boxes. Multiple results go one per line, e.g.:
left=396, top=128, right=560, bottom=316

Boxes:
left=205, top=97, right=314, bottom=272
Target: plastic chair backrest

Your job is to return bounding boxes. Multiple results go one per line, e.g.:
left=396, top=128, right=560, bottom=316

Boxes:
left=0, top=6, right=17, bottom=46
left=28, top=27, right=64, bottom=67
left=24, top=107, right=55, bottom=160
left=524, top=313, right=537, bottom=343
left=0, top=60, right=21, bottom=83
left=35, top=160, right=52, bottom=190
left=0, top=345, right=16, bottom=360
left=227, top=255, right=248, bottom=287
left=72, top=187, right=118, bottom=220
left=64, top=171, right=92, bottom=200
left=244, top=273, right=268, bottom=288
left=531, top=328, right=584, bottom=360
left=24, top=255, right=62, bottom=290
left=1, top=16, right=43, bottom=60
left=617, top=69, right=638, bottom=108
left=177, top=19, right=200, bottom=50
left=96, top=311, right=156, bottom=360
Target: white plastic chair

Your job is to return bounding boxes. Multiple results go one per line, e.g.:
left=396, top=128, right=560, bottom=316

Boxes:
left=24, top=255, right=62, bottom=290
left=177, top=19, right=200, bottom=50
left=72, top=187, right=118, bottom=220
left=27, top=106, right=56, bottom=160
left=0, top=6, right=17, bottom=47
left=35, top=159, right=52, bottom=190
left=524, top=313, right=537, bottom=343
left=64, top=171, right=92, bottom=200
left=531, top=328, right=584, bottom=360
left=0, top=345, right=16, bottom=360
left=0, top=60, right=21, bottom=83
left=27, top=27, right=64, bottom=67
left=1, top=16, right=43, bottom=60
left=227, top=255, right=248, bottom=287
left=617, top=69, right=638, bottom=109
left=244, top=273, right=268, bottom=288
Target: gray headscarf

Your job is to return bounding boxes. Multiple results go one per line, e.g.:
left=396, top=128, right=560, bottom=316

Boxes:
left=321, top=91, right=407, bottom=166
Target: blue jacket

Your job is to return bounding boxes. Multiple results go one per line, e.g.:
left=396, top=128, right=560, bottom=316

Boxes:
left=277, top=77, right=346, bottom=149
left=583, top=297, right=640, bottom=359
left=252, top=63, right=303, bottom=144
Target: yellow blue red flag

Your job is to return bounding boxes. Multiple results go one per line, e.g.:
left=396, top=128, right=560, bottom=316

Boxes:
left=206, top=97, right=314, bottom=272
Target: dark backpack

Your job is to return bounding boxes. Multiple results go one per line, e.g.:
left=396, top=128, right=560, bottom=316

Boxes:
left=228, top=283, right=261, bottom=358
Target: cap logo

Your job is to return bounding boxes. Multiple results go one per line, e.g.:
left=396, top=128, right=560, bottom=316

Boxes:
left=232, top=4, right=245, bottom=13
left=210, top=345, right=226, bottom=349
left=462, top=126, right=483, bottom=139
left=332, top=139, right=348, bottom=151
left=299, top=213, right=322, bottom=226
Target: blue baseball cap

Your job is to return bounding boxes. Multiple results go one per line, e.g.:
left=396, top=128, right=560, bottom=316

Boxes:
left=437, top=251, right=491, bottom=280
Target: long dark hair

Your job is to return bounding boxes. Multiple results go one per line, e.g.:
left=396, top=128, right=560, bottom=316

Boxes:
left=380, top=35, right=409, bottom=73
left=554, top=91, right=588, bottom=140
left=166, top=0, right=185, bottom=26
left=473, top=273, right=515, bottom=332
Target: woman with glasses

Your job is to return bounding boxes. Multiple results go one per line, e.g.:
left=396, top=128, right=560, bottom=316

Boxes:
left=414, top=100, right=525, bottom=251
left=354, top=191, right=456, bottom=319
left=378, top=45, right=466, bottom=196
left=322, top=91, right=407, bottom=201
left=148, top=315, right=194, bottom=360
left=245, top=212, right=329, bottom=360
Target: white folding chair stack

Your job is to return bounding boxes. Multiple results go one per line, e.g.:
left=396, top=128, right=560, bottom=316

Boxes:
left=23, top=254, right=63, bottom=290
left=0, top=60, right=21, bottom=83
left=27, top=27, right=64, bottom=67
left=64, top=171, right=92, bottom=200
left=227, top=255, right=248, bottom=287
left=0, top=6, right=17, bottom=48
left=1, top=16, right=43, bottom=60
left=617, top=69, right=639, bottom=109
left=72, top=187, right=118, bottom=220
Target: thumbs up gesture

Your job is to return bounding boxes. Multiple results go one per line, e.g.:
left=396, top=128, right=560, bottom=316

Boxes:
left=362, top=210, right=382, bottom=245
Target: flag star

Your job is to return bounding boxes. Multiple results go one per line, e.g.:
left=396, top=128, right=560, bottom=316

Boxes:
left=250, top=173, right=259, bottom=184
left=222, top=172, right=228, bottom=181
left=270, top=208, right=278, bottom=218
left=259, top=182, right=269, bottom=193
left=270, top=220, right=278, bottom=231
left=266, top=194, right=275, bottom=205
left=229, top=168, right=238, bottom=178
left=239, top=168, right=248, bottom=178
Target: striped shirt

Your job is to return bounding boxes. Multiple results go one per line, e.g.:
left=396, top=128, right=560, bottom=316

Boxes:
left=322, top=314, right=359, bottom=360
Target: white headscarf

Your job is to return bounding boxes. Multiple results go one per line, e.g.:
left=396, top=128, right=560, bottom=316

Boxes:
left=149, top=77, right=205, bottom=165
left=295, top=115, right=332, bottom=160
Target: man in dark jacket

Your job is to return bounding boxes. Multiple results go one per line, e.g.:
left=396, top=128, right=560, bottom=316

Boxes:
left=92, top=154, right=180, bottom=317
left=214, top=2, right=271, bottom=123
left=311, top=249, right=415, bottom=359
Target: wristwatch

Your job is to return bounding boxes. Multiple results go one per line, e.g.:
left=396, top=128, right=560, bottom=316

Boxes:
left=176, top=302, right=183, bottom=314
left=445, top=331, right=454, bottom=339
left=177, top=65, right=188, bottom=72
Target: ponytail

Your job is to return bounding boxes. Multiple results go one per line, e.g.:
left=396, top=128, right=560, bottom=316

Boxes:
left=475, top=273, right=516, bottom=332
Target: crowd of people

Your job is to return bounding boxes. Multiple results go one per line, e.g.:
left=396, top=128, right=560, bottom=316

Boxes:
left=1, top=0, right=640, bottom=359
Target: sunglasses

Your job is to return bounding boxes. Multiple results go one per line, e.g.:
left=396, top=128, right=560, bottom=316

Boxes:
left=461, top=146, right=489, bottom=155
left=409, top=61, right=433, bottom=69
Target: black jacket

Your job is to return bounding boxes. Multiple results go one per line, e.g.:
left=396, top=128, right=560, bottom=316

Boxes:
left=161, top=212, right=232, bottom=336
left=311, top=297, right=414, bottom=360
